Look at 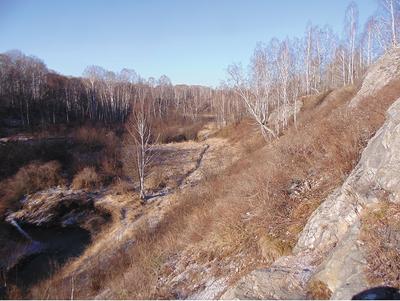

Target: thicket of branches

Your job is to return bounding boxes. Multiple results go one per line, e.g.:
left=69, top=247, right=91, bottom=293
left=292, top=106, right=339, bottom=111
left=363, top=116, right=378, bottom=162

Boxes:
left=0, top=0, right=398, bottom=135
left=227, top=0, right=400, bottom=139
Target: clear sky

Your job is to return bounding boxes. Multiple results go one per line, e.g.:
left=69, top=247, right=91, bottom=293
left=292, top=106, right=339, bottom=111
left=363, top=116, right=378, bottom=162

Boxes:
left=0, top=0, right=377, bottom=87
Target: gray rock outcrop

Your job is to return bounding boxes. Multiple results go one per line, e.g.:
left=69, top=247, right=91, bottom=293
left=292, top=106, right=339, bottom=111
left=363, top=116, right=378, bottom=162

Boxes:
left=350, top=48, right=400, bottom=107
left=222, top=50, right=400, bottom=300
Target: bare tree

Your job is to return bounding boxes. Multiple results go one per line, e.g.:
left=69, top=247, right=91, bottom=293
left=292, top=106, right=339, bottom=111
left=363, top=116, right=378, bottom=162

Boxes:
left=344, top=2, right=359, bottom=84
left=125, top=96, right=157, bottom=201
left=378, top=0, right=400, bottom=47
left=228, top=58, right=276, bottom=140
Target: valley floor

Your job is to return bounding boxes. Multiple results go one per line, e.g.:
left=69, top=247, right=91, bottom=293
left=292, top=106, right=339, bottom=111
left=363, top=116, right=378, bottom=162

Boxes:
left=3, top=49, right=400, bottom=300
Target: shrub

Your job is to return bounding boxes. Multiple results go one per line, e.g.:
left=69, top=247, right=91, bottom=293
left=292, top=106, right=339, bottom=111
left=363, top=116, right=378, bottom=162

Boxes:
left=73, top=126, right=120, bottom=151
left=73, top=126, right=122, bottom=179
left=361, top=202, right=400, bottom=288
left=146, top=170, right=167, bottom=191
left=0, top=160, right=63, bottom=217
left=111, top=178, right=133, bottom=195
left=15, top=160, right=63, bottom=193
left=0, top=139, right=70, bottom=181
left=72, top=167, right=101, bottom=190
left=73, top=126, right=104, bottom=147
left=306, top=279, right=332, bottom=299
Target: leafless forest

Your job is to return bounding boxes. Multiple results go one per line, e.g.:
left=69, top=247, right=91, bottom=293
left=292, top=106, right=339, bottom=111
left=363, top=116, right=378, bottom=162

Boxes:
left=1, top=0, right=400, bottom=300
left=1, top=1, right=398, bottom=134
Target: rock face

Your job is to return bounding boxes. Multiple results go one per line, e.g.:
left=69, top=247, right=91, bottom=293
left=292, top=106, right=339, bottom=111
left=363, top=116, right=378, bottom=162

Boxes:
left=222, top=50, right=400, bottom=300
left=350, top=48, right=400, bottom=107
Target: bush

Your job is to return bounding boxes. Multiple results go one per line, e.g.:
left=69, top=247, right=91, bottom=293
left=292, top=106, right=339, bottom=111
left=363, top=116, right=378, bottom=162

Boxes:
left=0, top=139, right=71, bottom=181
left=72, top=167, right=101, bottom=190
left=111, top=178, right=133, bottom=195
left=0, top=160, right=63, bottom=217
left=7, top=160, right=62, bottom=195
left=306, top=279, right=332, bottom=299
left=361, top=202, right=400, bottom=288
left=73, top=126, right=104, bottom=146
left=73, top=126, right=122, bottom=179
left=146, top=170, right=167, bottom=191
left=73, top=126, right=120, bottom=147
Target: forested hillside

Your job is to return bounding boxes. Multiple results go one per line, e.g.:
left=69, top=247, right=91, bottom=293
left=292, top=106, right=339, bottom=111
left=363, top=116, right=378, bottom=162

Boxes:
left=1, top=0, right=400, bottom=300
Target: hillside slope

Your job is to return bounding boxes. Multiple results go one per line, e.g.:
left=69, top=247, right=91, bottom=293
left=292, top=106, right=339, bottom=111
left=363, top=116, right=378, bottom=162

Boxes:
left=16, top=49, right=400, bottom=300
left=222, top=49, right=400, bottom=299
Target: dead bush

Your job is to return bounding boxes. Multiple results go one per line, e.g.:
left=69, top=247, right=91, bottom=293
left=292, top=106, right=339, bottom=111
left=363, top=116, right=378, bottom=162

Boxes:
left=73, top=126, right=121, bottom=155
left=4, top=284, right=23, bottom=299
left=146, top=170, right=167, bottom=191
left=306, top=279, right=332, bottom=299
left=360, top=202, right=400, bottom=287
left=0, top=139, right=71, bottom=181
left=152, top=116, right=206, bottom=144
left=111, top=178, right=133, bottom=195
left=73, top=126, right=104, bottom=147
left=72, top=167, right=102, bottom=190
left=0, top=161, right=63, bottom=217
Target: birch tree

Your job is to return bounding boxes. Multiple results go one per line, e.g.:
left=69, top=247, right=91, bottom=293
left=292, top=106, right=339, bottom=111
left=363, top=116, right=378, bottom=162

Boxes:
left=228, top=40, right=281, bottom=140
left=378, top=0, right=400, bottom=47
left=125, top=96, right=157, bottom=201
left=344, top=2, right=359, bottom=84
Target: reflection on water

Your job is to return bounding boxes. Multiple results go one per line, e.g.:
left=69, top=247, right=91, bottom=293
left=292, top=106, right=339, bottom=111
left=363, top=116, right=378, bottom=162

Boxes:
left=5, top=225, right=91, bottom=294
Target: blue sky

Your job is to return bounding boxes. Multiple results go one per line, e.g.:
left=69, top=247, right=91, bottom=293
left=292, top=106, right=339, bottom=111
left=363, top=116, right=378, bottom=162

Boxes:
left=0, top=0, right=377, bottom=86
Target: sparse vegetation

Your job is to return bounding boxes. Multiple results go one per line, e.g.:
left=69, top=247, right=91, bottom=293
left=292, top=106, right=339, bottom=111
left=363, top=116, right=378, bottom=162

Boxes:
left=72, top=167, right=102, bottom=190
left=27, top=75, right=400, bottom=299
left=360, top=201, right=400, bottom=288
left=1, top=0, right=400, bottom=300
left=306, top=279, right=332, bottom=300
left=0, top=160, right=63, bottom=217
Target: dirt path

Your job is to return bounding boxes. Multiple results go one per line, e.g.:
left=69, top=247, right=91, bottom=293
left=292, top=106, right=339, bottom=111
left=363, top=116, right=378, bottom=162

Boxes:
left=177, top=143, right=209, bottom=188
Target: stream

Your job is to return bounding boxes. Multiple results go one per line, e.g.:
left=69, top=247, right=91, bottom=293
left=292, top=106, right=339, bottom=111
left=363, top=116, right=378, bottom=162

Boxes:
left=2, top=223, right=91, bottom=297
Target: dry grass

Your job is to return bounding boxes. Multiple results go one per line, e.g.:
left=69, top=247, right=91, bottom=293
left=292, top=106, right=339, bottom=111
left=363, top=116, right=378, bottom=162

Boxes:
left=0, top=160, right=63, bottom=217
left=360, top=201, right=400, bottom=288
left=110, top=178, right=133, bottom=195
left=306, top=279, right=332, bottom=299
left=72, top=126, right=110, bottom=148
left=152, top=116, right=207, bottom=143
left=72, top=126, right=123, bottom=180
left=146, top=170, right=167, bottom=191
left=71, top=167, right=102, bottom=190
left=29, top=78, right=400, bottom=299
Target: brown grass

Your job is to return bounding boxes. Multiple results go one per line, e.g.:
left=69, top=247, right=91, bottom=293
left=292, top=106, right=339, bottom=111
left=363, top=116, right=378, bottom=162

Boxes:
left=71, top=167, right=102, bottom=190
left=151, top=115, right=207, bottom=143
left=0, top=160, right=63, bottom=217
left=360, top=201, right=400, bottom=288
left=29, top=78, right=400, bottom=299
left=72, top=126, right=110, bottom=147
left=72, top=125, right=123, bottom=179
left=110, top=178, right=133, bottom=195
left=306, top=279, right=332, bottom=299
left=146, top=170, right=167, bottom=191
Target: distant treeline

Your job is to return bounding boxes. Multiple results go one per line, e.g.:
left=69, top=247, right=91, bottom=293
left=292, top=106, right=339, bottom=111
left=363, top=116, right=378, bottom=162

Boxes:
left=0, top=50, right=223, bottom=128
left=1, top=0, right=398, bottom=135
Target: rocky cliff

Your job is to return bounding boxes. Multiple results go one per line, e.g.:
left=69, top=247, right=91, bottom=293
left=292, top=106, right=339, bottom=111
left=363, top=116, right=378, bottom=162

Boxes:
left=222, top=49, right=400, bottom=299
